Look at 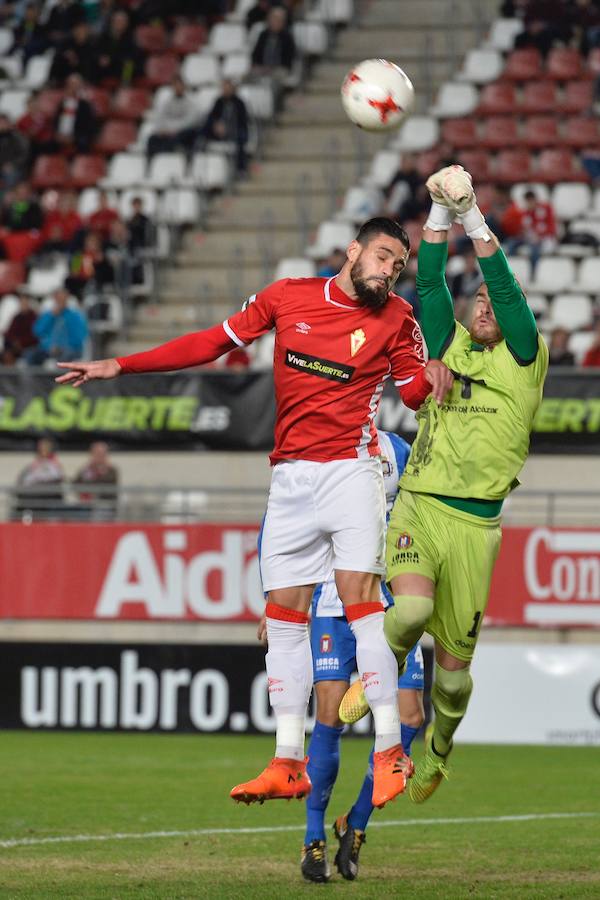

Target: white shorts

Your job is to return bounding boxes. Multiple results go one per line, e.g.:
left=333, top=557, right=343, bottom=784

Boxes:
left=260, top=457, right=386, bottom=592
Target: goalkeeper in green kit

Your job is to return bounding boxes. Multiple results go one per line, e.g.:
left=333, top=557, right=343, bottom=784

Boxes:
left=340, top=165, right=549, bottom=802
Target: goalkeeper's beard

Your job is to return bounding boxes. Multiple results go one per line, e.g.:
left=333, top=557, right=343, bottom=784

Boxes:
left=350, top=259, right=393, bottom=310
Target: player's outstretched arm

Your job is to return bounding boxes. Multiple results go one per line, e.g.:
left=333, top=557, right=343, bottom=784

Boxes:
left=56, top=358, right=122, bottom=387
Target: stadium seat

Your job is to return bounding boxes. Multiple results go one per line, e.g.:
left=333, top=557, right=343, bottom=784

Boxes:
left=0, top=27, right=12, bottom=56
left=238, top=83, right=274, bottom=120
left=0, top=232, right=40, bottom=262
left=520, top=80, right=558, bottom=114
left=147, top=152, right=187, bottom=188
left=536, top=149, right=584, bottom=183
left=392, top=115, right=439, bottom=152
left=480, top=116, right=518, bottom=149
left=510, top=183, right=549, bottom=205
left=274, top=258, right=317, bottom=280
left=111, top=88, right=151, bottom=120
left=477, top=82, right=517, bottom=115
left=559, top=80, right=594, bottom=113
left=101, top=152, right=146, bottom=189
left=440, top=117, right=477, bottom=149
left=86, top=87, right=111, bottom=119
left=454, top=150, right=491, bottom=182
left=530, top=257, right=576, bottom=294
left=364, top=151, right=401, bottom=189
left=158, top=188, right=201, bottom=225
left=95, top=120, right=137, bottom=154
left=18, top=54, right=53, bottom=90
left=415, top=150, right=442, bottom=179
left=572, top=257, right=600, bottom=293
left=548, top=293, right=593, bottom=330
left=457, top=49, right=503, bottom=84
left=135, top=24, right=168, bottom=53
left=25, top=259, right=69, bottom=297
left=567, top=217, right=600, bottom=242
left=430, top=82, right=478, bottom=118
left=494, top=150, right=533, bottom=183
left=484, top=17, right=524, bottom=51
left=221, top=52, right=251, bottom=82
left=522, top=116, right=560, bottom=148
left=551, top=183, right=592, bottom=221
left=306, top=221, right=355, bottom=258
left=562, top=116, right=599, bottom=149
left=77, top=187, right=101, bottom=216
left=0, top=89, right=30, bottom=120
left=504, top=256, right=532, bottom=289
left=209, top=23, right=247, bottom=55
left=569, top=330, right=595, bottom=363
left=70, top=155, right=107, bottom=189
left=193, top=86, right=221, bottom=118
left=526, top=293, right=549, bottom=322
left=83, top=291, right=124, bottom=333
left=0, top=293, right=21, bottom=332
left=0, top=262, right=25, bottom=296
left=171, top=23, right=207, bottom=56
left=307, top=0, right=353, bottom=24
left=545, top=48, right=585, bottom=81
left=502, top=48, right=543, bottom=80
left=145, top=54, right=179, bottom=87
left=31, top=155, right=70, bottom=189
left=119, top=188, right=158, bottom=218
left=292, top=21, right=328, bottom=56
left=337, top=186, right=383, bottom=224
left=189, top=153, right=230, bottom=190
left=181, top=52, right=220, bottom=87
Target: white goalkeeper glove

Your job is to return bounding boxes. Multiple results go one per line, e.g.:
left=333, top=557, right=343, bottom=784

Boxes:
left=437, top=165, right=491, bottom=242
left=424, top=165, right=459, bottom=231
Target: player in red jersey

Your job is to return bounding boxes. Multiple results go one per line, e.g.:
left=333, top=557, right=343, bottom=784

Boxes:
left=57, top=217, right=453, bottom=809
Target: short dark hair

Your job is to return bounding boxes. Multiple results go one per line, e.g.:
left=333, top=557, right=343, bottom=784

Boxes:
left=355, top=217, right=410, bottom=252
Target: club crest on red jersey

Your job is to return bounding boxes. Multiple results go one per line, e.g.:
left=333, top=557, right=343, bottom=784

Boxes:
left=350, top=328, right=366, bottom=357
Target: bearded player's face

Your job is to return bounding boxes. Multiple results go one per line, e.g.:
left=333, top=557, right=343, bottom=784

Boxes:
left=469, top=285, right=503, bottom=346
left=350, top=235, right=409, bottom=310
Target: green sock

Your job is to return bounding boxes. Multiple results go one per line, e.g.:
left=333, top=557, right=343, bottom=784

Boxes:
left=430, top=663, right=473, bottom=757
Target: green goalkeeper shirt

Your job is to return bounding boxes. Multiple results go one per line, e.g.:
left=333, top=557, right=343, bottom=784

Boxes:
left=400, top=240, right=549, bottom=505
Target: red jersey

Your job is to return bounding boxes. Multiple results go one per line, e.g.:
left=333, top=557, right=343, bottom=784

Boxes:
left=118, top=276, right=429, bottom=464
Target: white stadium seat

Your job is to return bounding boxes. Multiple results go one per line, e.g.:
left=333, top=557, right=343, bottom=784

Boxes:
left=221, top=52, right=251, bottom=81
left=306, top=221, right=354, bottom=258
left=505, top=256, right=532, bottom=290
left=189, top=153, right=230, bottom=190
left=274, top=258, right=317, bottom=280
left=0, top=28, right=13, bottom=56
left=569, top=330, right=596, bottom=363
left=510, top=184, right=549, bottom=205
left=551, top=183, right=592, bottom=221
left=0, top=295, right=20, bottom=333
left=526, top=293, right=549, bottom=322
left=209, top=23, right=247, bottom=56
left=390, top=115, right=439, bottom=152
left=18, top=53, right=53, bottom=89
left=181, top=53, right=221, bottom=87
left=307, top=0, right=354, bottom=24
left=292, top=22, right=328, bottom=56
left=457, top=49, right=504, bottom=85
left=147, top=153, right=187, bottom=189
left=238, top=83, right=275, bottom=120
left=530, top=257, right=576, bottom=294
left=548, top=293, right=593, bottom=331
left=101, top=153, right=146, bottom=189
left=26, top=260, right=69, bottom=297
left=119, top=188, right=158, bottom=218
left=573, top=257, right=600, bottom=293
left=158, top=188, right=201, bottom=225
left=364, top=150, right=400, bottom=189
left=429, top=82, right=478, bottom=118
left=484, top=18, right=524, bottom=52
left=0, top=89, right=30, bottom=120
left=78, top=187, right=118, bottom=217
left=337, top=186, right=383, bottom=224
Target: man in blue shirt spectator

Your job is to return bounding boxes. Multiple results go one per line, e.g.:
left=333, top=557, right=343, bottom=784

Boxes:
left=26, top=287, right=88, bottom=364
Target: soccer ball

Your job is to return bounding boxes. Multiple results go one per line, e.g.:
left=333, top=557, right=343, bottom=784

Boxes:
left=341, top=58, right=415, bottom=132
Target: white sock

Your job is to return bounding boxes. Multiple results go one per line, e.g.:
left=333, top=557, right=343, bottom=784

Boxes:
left=265, top=616, right=312, bottom=760
left=349, top=611, right=401, bottom=752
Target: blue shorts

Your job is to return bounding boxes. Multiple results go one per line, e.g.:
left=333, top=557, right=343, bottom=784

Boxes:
left=311, top=613, right=424, bottom=689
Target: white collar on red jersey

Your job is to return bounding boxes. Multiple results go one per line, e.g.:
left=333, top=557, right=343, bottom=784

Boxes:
left=324, top=276, right=361, bottom=310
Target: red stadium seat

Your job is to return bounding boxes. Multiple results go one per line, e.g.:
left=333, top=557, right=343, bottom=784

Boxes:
left=558, top=80, right=594, bottom=113
left=454, top=150, right=491, bottom=182
left=522, top=115, right=560, bottom=148
left=545, top=48, right=585, bottom=81
left=31, top=154, right=70, bottom=189
left=111, top=87, right=151, bottom=120
left=0, top=232, right=41, bottom=262
left=471, top=183, right=496, bottom=214
left=494, top=149, right=533, bottom=183
left=441, top=118, right=477, bottom=148
left=415, top=149, right=441, bottom=178
left=519, top=80, right=558, bottom=113
left=85, top=87, right=111, bottom=119
left=36, top=88, right=63, bottom=117
left=477, top=82, right=516, bottom=114
left=502, top=48, right=543, bottom=81
left=562, top=116, right=600, bottom=148
left=171, top=23, right=207, bottom=56
left=0, top=261, right=25, bottom=294
left=95, top=119, right=137, bottom=154
left=536, top=149, right=586, bottom=183
left=480, top=116, right=518, bottom=149
left=70, top=154, right=107, bottom=188
left=145, top=54, right=179, bottom=87
left=135, top=24, right=168, bottom=53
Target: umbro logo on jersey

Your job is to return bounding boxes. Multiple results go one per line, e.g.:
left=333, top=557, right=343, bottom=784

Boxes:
left=285, top=350, right=355, bottom=383
left=295, top=322, right=311, bottom=334
left=350, top=328, right=366, bottom=357
left=268, top=677, right=284, bottom=693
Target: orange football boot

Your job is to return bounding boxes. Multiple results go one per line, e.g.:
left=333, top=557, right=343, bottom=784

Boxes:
left=371, top=744, right=414, bottom=809
left=230, top=756, right=312, bottom=805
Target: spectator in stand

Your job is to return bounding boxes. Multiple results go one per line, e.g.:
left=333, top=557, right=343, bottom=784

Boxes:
left=93, top=9, right=145, bottom=85
left=582, top=317, right=600, bottom=367
left=66, top=232, right=115, bottom=298
left=0, top=114, right=30, bottom=190
left=87, top=190, right=119, bottom=240
left=27, top=287, right=88, bottom=364
left=251, top=6, right=296, bottom=74
left=45, top=0, right=84, bottom=46
left=317, top=248, right=346, bottom=278
left=201, top=80, right=250, bottom=174
left=40, top=191, right=83, bottom=254
left=126, top=196, right=153, bottom=255
left=448, top=248, right=484, bottom=323
left=14, top=436, right=64, bottom=519
left=49, top=20, right=96, bottom=84
left=548, top=326, right=575, bottom=366
left=17, top=93, right=58, bottom=163
left=384, top=153, right=421, bottom=220
left=73, top=440, right=119, bottom=515
left=105, top=218, right=137, bottom=287
left=146, top=75, right=202, bottom=158
left=512, top=0, right=575, bottom=56
left=0, top=181, right=43, bottom=233
left=11, top=3, right=48, bottom=63
left=54, top=74, right=98, bottom=155
left=1, top=290, right=38, bottom=364
left=246, top=0, right=272, bottom=30
left=502, top=189, right=557, bottom=272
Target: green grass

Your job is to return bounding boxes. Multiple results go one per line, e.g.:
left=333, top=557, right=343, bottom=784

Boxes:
left=1, top=732, right=599, bottom=898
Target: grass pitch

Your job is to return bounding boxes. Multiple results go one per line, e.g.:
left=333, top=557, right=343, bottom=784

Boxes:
left=1, top=731, right=599, bottom=899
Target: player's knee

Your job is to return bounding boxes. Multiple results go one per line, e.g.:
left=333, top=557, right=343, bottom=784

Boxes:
left=432, top=663, right=473, bottom=710
left=385, top=595, right=433, bottom=639
left=401, top=708, right=425, bottom=730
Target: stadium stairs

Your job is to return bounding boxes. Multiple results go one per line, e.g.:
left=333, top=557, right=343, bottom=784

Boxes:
left=112, top=0, right=499, bottom=354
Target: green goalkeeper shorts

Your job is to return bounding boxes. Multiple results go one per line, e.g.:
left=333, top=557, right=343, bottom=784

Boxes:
left=386, top=489, right=502, bottom=663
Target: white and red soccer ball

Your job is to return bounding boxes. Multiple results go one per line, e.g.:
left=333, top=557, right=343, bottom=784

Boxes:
left=341, top=58, right=415, bottom=132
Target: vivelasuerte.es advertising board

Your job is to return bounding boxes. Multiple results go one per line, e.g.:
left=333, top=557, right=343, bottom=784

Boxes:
left=0, top=642, right=433, bottom=734
left=457, top=644, right=600, bottom=746
left=0, top=370, right=598, bottom=451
